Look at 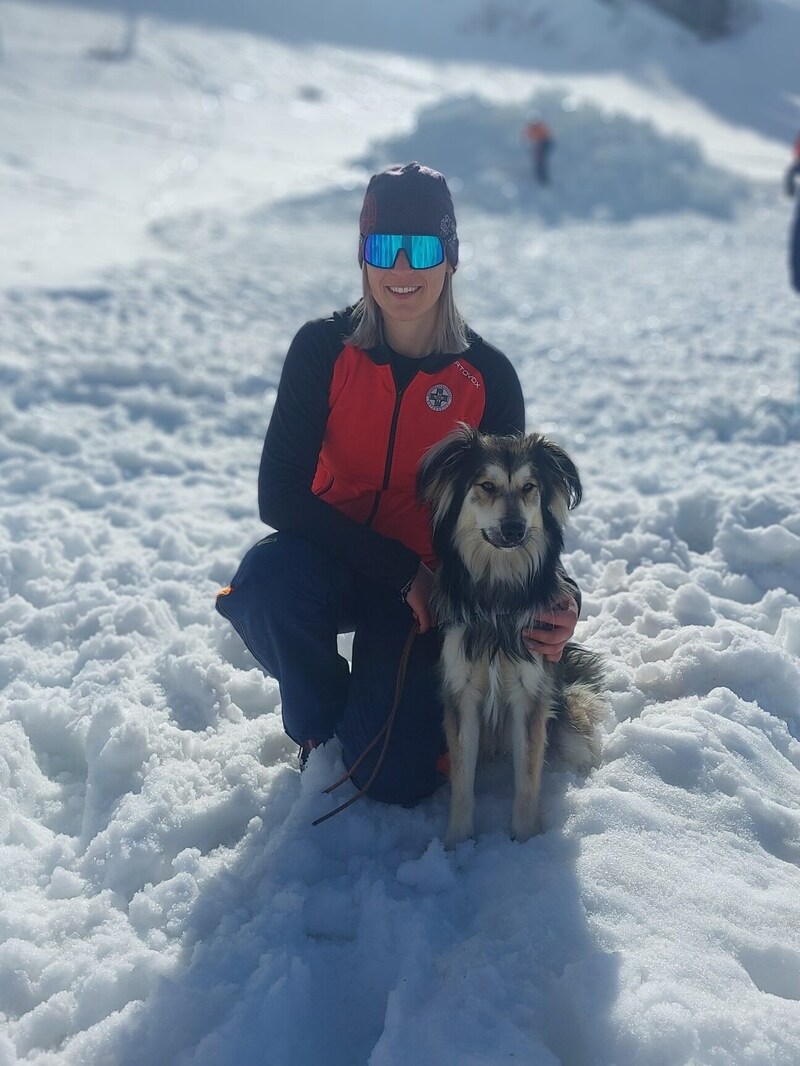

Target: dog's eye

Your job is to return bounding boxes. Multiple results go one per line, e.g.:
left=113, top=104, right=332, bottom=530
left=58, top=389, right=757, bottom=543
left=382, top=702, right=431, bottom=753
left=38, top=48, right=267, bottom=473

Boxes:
left=522, top=482, right=537, bottom=494
left=479, top=481, right=496, bottom=494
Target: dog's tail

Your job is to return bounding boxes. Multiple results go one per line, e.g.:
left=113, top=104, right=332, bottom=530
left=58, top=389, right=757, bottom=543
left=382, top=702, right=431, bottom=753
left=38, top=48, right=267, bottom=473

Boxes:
left=547, top=644, right=607, bottom=774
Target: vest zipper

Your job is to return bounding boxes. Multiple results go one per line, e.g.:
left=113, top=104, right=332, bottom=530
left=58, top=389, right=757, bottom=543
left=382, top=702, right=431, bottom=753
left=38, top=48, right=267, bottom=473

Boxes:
left=365, top=384, right=404, bottom=528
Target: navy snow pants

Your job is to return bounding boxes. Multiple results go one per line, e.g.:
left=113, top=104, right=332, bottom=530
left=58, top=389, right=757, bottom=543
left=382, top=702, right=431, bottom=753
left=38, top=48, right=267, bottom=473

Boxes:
left=216, top=533, right=446, bottom=805
left=791, top=200, right=800, bottom=294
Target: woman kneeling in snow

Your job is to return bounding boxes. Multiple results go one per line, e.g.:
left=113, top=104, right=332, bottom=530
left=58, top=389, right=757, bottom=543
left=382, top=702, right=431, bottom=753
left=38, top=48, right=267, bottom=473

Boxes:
left=216, top=161, right=579, bottom=806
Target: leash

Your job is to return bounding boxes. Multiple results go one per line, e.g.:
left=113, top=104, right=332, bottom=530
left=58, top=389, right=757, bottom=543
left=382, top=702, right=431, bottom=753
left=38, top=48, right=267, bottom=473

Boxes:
left=312, top=620, right=419, bottom=827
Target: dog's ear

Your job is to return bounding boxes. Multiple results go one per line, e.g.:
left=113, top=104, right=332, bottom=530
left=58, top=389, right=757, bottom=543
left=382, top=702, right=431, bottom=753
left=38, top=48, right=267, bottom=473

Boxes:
left=530, top=435, right=582, bottom=526
left=417, top=423, right=480, bottom=528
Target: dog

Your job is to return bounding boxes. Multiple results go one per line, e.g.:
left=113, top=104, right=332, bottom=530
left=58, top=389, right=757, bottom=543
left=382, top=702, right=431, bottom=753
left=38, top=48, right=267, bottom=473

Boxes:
left=417, top=424, right=606, bottom=846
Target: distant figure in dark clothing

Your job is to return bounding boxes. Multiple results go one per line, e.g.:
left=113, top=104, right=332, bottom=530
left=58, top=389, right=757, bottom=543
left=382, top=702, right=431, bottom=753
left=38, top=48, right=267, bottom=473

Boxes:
left=524, top=120, right=554, bottom=186
left=785, top=147, right=800, bottom=294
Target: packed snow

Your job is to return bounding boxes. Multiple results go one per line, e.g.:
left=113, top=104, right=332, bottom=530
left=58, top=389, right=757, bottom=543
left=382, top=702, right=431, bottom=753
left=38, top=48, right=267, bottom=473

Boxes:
left=1, top=1, right=799, bottom=1064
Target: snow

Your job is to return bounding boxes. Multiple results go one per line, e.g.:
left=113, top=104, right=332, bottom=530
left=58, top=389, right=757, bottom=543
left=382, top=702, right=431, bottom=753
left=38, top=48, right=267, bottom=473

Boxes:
left=1, top=0, right=800, bottom=1063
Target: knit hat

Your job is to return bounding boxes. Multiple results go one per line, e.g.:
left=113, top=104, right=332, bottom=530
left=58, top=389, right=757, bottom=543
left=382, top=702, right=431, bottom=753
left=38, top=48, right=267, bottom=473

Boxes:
left=358, top=161, right=459, bottom=269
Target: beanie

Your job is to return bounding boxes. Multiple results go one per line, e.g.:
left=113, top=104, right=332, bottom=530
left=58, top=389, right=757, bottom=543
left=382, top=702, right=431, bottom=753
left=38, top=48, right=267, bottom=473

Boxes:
left=358, top=161, right=459, bottom=269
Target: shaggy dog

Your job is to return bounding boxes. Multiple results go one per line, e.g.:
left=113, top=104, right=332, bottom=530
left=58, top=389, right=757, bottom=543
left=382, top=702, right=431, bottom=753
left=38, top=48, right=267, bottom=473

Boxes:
left=417, top=424, right=605, bottom=846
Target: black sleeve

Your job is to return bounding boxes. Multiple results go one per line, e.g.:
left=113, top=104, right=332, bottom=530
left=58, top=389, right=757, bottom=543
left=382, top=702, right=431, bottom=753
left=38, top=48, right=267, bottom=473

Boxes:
left=258, top=318, right=420, bottom=590
left=557, top=566, right=582, bottom=614
left=471, top=340, right=526, bottom=436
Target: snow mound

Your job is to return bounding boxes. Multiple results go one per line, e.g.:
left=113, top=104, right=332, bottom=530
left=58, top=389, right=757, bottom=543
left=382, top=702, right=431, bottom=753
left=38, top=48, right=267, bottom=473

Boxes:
left=358, top=91, right=751, bottom=222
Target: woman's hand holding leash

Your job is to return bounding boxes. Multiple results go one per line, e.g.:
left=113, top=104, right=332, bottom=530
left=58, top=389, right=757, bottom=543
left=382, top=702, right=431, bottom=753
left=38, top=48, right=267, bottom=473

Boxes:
left=404, top=562, right=436, bottom=633
left=523, top=596, right=579, bottom=662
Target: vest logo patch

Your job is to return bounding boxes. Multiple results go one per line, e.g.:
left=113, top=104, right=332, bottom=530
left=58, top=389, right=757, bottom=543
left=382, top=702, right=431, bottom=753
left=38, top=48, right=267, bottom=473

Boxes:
left=426, top=384, right=453, bottom=411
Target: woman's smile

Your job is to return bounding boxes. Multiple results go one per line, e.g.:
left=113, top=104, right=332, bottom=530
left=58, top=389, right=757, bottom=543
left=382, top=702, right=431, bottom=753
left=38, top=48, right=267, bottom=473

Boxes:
left=387, top=284, right=422, bottom=298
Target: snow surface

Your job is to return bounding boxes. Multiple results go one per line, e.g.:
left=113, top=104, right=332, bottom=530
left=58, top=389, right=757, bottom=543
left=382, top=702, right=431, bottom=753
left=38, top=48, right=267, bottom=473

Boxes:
left=1, top=1, right=800, bottom=1064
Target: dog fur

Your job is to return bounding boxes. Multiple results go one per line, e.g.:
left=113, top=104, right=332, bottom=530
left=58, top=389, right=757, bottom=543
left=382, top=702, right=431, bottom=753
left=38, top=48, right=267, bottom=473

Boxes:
left=417, top=424, right=606, bottom=845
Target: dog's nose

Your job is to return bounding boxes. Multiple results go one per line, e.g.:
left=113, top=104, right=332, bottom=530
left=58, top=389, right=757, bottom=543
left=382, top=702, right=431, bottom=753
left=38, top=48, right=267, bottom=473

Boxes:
left=500, top=520, right=526, bottom=544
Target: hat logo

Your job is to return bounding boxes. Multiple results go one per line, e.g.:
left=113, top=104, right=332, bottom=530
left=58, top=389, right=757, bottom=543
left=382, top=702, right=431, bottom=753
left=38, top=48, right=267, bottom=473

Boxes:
left=440, top=214, right=456, bottom=245
left=426, top=384, right=453, bottom=412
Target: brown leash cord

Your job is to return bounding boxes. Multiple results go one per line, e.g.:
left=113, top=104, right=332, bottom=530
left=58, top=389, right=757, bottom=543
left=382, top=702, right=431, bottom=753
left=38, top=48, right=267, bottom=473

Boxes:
left=312, top=621, right=419, bottom=827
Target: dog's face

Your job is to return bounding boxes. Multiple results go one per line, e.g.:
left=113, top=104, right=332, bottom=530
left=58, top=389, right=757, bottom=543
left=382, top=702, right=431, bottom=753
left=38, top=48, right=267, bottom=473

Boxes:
left=463, top=455, right=547, bottom=550
left=418, top=424, right=582, bottom=574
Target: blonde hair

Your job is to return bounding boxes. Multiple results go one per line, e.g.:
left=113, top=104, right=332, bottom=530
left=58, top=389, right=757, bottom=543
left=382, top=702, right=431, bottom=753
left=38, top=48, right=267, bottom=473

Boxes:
left=345, top=270, right=470, bottom=355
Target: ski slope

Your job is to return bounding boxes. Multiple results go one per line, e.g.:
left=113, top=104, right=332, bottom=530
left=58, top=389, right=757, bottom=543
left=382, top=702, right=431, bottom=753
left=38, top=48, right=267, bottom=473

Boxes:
left=1, top=2, right=799, bottom=1064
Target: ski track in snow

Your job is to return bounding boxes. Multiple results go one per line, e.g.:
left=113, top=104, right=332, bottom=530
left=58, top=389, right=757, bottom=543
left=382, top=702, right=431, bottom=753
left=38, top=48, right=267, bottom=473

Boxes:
left=1, top=3, right=800, bottom=1065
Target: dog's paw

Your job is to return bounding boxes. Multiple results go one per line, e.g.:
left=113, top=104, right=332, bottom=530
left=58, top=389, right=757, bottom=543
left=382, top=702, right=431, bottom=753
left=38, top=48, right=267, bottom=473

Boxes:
left=444, top=821, right=473, bottom=849
left=511, top=807, right=543, bottom=843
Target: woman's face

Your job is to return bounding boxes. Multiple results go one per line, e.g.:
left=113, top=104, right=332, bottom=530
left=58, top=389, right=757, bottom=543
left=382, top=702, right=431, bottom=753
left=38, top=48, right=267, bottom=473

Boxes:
left=366, top=250, right=450, bottom=332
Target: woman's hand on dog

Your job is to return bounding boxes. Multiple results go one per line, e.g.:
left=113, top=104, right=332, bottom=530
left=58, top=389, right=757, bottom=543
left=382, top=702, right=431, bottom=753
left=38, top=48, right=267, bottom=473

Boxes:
left=523, top=596, right=579, bottom=662
left=405, top=562, right=436, bottom=633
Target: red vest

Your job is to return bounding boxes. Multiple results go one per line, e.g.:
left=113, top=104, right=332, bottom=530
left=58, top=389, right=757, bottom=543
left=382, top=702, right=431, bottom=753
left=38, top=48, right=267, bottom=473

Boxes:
left=311, top=345, right=487, bottom=567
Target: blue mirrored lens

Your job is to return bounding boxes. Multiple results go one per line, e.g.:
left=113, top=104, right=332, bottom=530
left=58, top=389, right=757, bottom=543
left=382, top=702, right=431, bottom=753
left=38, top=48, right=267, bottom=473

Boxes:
left=363, top=234, right=403, bottom=268
left=363, top=234, right=445, bottom=269
left=408, top=236, right=445, bottom=268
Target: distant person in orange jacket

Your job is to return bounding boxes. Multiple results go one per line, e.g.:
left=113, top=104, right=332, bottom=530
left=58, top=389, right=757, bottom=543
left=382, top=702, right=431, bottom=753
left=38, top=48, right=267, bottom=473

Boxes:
left=785, top=135, right=800, bottom=293
left=524, top=119, right=554, bottom=186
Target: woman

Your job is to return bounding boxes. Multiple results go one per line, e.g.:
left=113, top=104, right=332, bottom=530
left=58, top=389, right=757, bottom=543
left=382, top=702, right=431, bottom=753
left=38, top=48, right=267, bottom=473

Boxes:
left=786, top=152, right=800, bottom=293
left=216, top=161, right=579, bottom=806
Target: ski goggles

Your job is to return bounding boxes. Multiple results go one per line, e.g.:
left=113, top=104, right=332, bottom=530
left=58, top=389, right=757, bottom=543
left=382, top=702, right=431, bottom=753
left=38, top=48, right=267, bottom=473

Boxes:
left=361, top=233, right=445, bottom=270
